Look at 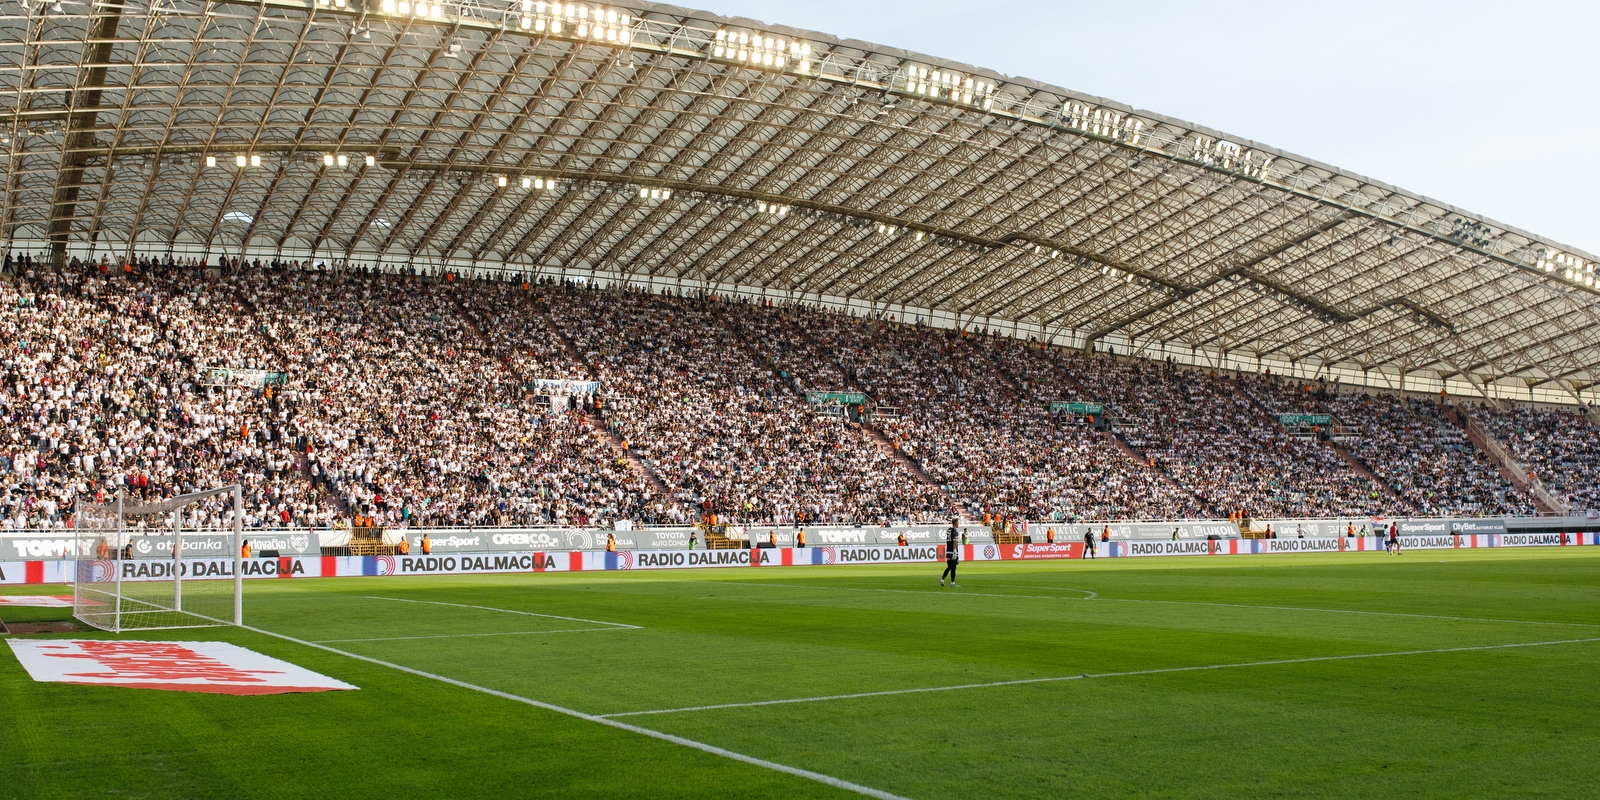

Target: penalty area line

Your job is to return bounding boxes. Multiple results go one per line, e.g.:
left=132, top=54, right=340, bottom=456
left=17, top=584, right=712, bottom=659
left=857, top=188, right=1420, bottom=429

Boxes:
left=240, top=623, right=911, bottom=800
left=364, top=595, right=641, bottom=629
left=601, top=636, right=1600, bottom=719
left=316, top=627, right=632, bottom=643
left=704, top=581, right=1094, bottom=601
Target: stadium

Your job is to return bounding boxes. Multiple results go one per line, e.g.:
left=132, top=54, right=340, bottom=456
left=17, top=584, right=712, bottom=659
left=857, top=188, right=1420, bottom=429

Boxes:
left=1, top=1, right=1598, bottom=797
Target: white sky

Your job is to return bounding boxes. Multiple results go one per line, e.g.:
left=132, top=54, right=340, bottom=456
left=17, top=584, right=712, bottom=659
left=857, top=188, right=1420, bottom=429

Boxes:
left=688, top=0, right=1599, bottom=255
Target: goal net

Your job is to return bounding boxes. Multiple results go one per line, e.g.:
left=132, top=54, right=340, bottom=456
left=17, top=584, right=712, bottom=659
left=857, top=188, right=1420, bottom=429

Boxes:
left=73, top=486, right=244, bottom=632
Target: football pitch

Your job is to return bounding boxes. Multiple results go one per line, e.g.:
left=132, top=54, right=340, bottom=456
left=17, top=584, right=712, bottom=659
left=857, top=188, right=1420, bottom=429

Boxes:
left=4, top=548, right=1600, bottom=799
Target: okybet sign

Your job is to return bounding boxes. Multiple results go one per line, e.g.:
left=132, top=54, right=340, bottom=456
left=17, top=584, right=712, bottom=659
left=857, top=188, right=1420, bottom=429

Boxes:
left=1396, top=518, right=1506, bottom=537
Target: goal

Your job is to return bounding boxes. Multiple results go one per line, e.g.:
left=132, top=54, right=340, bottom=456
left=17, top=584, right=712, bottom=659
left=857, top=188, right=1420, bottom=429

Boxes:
left=73, top=486, right=244, bottom=632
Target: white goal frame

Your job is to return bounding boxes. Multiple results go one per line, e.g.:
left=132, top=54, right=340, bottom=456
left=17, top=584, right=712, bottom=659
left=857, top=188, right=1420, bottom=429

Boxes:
left=73, top=485, right=244, bottom=632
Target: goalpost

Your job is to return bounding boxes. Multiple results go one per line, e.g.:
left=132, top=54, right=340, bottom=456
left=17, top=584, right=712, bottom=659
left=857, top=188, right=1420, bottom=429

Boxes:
left=73, top=485, right=244, bottom=632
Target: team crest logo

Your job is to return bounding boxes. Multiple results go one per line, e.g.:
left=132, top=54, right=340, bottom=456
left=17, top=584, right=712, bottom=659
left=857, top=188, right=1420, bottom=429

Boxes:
left=289, top=534, right=310, bottom=553
left=983, top=545, right=996, bottom=560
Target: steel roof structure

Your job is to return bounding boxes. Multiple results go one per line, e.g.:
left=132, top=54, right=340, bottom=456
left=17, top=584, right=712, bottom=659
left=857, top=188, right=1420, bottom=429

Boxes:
left=3, top=0, right=1598, bottom=402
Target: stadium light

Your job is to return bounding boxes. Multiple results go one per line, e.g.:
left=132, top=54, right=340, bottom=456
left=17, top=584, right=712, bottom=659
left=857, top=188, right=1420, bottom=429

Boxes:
left=520, top=3, right=631, bottom=41
left=250, top=154, right=261, bottom=167
left=713, top=29, right=809, bottom=72
left=496, top=174, right=508, bottom=188
left=365, top=154, right=376, bottom=167
left=1538, top=248, right=1595, bottom=290
left=1061, top=103, right=1144, bottom=145
left=323, top=154, right=334, bottom=166
left=235, top=154, right=247, bottom=167
left=521, top=177, right=531, bottom=189
left=205, top=155, right=216, bottom=167
left=1193, top=136, right=1272, bottom=179
left=337, top=154, right=348, bottom=167
left=904, top=64, right=995, bottom=110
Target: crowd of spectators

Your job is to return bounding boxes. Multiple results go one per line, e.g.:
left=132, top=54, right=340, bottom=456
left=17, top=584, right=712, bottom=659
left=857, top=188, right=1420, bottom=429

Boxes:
left=1327, top=392, right=1532, bottom=516
left=1, top=255, right=321, bottom=530
left=552, top=287, right=948, bottom=525
left=1044, top=356, right=1389, bottom=518
left=0, top=254, right=1570, bottom=530
left=1476, top=403, right=1599, bottom=513
left=242, top=267, right=653, bottom=528
left=734, top=306, right=1204, bottom=521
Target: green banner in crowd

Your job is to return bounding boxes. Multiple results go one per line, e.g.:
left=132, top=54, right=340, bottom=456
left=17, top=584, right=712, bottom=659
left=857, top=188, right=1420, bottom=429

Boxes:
left=1049, top=401, right=1103, bottom=415
left=806, top=391, right=867, bottom=405
left=1278, top=413, right=1331, bottom=426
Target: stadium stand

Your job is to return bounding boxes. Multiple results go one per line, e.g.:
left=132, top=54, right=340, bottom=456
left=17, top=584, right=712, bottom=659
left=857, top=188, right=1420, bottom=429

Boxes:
left=1326, top=392, right=1533, bottom=516
left=0, top=0, right=1594, bottom=537
left=1476, top=404, right=1600, bottom=514
left=0, top=256, right=1561, bottom=531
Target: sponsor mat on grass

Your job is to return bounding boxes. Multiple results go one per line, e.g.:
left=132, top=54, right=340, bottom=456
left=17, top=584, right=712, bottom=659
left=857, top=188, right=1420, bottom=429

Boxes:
left=6, top=639, right=358, bottom=695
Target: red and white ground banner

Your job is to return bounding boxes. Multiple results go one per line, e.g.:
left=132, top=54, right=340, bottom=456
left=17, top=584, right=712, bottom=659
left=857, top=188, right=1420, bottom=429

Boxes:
left=5, top=640, right=358, bottom=695
left=0, top=594, right=75, bottom=607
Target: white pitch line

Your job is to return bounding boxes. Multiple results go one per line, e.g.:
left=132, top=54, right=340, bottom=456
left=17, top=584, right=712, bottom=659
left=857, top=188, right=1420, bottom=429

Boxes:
left=711, top=581, right=1599, bottom=629
left=364, top=595, right=641, bottom=629
left=1103, top=597, right=1600, bottom=629
left=316, top=627, right=630, bottom=643
left=241, top=623, right=910, bottom=800
left=601, top=636, right=1600, bottom=719
left=979, top=583, right=1098, bottom=599
left=703, top=581, right=1089, bottom=602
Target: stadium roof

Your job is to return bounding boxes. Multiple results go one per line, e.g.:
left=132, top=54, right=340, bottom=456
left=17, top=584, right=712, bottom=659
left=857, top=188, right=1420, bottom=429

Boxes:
left=3, top=0, right=1598, bottom=402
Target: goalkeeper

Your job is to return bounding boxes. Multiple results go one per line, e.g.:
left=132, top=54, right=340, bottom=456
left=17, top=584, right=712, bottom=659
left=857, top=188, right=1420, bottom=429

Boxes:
left=939, top=520, right=960, bottom=587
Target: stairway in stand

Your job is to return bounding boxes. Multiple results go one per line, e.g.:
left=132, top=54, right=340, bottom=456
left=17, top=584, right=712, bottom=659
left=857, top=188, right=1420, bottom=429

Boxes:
left=1106, top=431, right=1213, bottom=515
left=538, top=305, right=671, bottom=496
left=723, top=302, right=967, bottom=520
left=1326, top=442, right=1403, bottom=502
left=1451, top=406, right=1565, bottom=514
left=972, top=338, right=1026, bottom=394
left=1238, top=381, right=1403, bottom=503
left=860, top=422, right=951, bottom=502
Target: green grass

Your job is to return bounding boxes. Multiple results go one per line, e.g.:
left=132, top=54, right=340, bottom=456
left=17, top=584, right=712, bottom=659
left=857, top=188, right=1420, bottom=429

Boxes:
left=4, top=548, right=1600, bottom=799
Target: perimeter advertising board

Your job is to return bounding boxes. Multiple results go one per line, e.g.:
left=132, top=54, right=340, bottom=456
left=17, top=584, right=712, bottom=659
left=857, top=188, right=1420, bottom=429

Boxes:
left=0, top=532, right=1593, bottom=584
